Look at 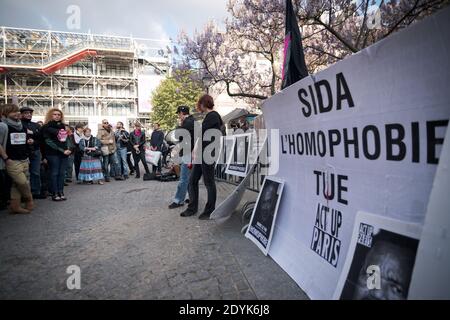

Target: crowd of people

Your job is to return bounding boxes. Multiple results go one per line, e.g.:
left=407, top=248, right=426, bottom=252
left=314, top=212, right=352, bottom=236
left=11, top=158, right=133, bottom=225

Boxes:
left=0, top=94, right=224, bottom=219
left=0, top=103, right=167, bottom=213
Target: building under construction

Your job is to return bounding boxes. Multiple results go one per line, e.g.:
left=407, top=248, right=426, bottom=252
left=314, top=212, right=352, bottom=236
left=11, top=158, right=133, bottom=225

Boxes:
left=0, top=26, right=170, bottom=131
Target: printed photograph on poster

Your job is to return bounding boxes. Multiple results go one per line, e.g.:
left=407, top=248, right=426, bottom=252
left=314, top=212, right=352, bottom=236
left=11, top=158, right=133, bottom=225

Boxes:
left=245, top=177, right=285, bottom=255
left=216, top=136, right=235, bottom=169
left=225, top=133, right=252, bottom=177
left=334, top=211, right=421, bottom=300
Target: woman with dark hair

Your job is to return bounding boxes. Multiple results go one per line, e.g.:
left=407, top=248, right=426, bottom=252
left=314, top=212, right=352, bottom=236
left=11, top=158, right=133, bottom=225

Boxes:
left=181, top=94, right=224, bottom=220
left=41, top=108, right=72, bottom=201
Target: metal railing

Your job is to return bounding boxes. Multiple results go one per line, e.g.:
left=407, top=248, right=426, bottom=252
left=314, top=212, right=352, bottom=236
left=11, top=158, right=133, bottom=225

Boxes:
left=1, top=26, right=169, bottom=68
left=214, top=136, right=266, bottom=193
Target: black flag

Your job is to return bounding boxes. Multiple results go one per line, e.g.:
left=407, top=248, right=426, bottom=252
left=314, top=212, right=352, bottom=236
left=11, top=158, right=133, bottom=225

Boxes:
left=281, top=0, right=308, bottom=89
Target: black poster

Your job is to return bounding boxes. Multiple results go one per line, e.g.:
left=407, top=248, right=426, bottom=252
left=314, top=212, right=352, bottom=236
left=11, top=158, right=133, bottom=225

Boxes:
left=246, top=177, right=285, bottom=255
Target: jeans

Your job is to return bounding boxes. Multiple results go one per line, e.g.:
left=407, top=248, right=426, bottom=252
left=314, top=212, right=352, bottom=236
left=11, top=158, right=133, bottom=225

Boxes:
left=174, top=162, right=190, bottom=204
left=65, top=154, right=74, bottom=181
left=187, top=162, right=217, bottom=214
left=47, top=155, right=68, bottom=195
left=116, top=147, right=129, bottom=177
left=102, top=153, right=119, bottom=179
left=74, top=151, right=82, bottom=181
left=29, top=149, right=42, bottom=195
left=132, top=150, right=150, bottom=177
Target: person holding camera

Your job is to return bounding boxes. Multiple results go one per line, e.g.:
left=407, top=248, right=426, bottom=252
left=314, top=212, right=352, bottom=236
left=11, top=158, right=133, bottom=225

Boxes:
left=115, top=121, right=130, bottom=180
left=79, top=127, right=104, bottom=185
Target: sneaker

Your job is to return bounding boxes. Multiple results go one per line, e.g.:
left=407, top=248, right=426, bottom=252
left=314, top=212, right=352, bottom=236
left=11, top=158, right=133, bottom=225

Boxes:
left=180, top=209, right=196, bottom=217
left=98, top=180, right=104, bottom=185
left=51, top=194, right=62, bottom=201
left=169, top=202, right=184, bottom=209
left=59, top=193, right=67, bottom=201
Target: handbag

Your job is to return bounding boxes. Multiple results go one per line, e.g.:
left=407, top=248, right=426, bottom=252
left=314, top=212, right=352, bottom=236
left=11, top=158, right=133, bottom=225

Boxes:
left=145, top=149, right=162, bottom=166
left=143, top=172, right=156, bottom=181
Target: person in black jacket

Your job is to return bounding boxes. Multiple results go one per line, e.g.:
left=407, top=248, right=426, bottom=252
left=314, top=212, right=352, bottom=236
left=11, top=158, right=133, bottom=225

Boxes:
left=150, top=123, right=165, bottom=174
left=40, top=108, right=72, bottom=201
left=20, top=106, right=46, bottom=199
left=181, top=94, right=223, bottom=219
left=73, top=122, right=85, bottom=183
left=129, top=122, right=151, bottom=179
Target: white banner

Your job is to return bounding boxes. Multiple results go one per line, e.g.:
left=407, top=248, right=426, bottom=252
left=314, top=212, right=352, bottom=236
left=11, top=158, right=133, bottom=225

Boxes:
left=261, top=8, right=450, bottom=299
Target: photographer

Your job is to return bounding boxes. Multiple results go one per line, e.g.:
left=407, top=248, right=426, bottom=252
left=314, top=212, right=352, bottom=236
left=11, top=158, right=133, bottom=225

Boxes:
left=115, top=121, right=130, bottom=180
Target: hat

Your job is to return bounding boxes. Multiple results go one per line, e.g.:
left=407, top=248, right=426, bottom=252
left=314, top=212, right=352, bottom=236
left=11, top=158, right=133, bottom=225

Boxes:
left=176, top=106, right=190, bottom=114
left=19, top=106, right=34, bottom=113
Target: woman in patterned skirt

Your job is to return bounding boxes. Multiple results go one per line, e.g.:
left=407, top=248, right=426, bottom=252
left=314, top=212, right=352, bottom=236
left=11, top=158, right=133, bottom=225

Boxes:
left=79, top=128, right=104, bottom=185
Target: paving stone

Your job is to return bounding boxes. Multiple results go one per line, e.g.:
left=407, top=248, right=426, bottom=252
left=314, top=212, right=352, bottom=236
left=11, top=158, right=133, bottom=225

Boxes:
left=0, top=173, right=307, bottom=300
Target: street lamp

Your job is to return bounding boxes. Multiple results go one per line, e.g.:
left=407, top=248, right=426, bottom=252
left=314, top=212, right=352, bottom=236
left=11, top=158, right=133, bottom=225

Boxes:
left=202, top=74, right=213, bottom=94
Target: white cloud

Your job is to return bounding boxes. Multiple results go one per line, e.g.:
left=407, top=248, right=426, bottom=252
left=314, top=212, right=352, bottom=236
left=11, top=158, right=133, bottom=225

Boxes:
left=0, top=0, right=229, bottom=40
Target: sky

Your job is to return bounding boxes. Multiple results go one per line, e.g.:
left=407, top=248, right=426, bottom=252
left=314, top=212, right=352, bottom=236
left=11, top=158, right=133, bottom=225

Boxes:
left=0, top=0, right=229, bottom=41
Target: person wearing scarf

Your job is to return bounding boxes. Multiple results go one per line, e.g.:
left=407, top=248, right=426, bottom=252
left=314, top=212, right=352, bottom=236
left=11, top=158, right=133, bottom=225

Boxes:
left=40, top=108, right=72, bottom=202
left=129, top=122, right=151, bottom=179
left=1, top=104, right=34, bottom=214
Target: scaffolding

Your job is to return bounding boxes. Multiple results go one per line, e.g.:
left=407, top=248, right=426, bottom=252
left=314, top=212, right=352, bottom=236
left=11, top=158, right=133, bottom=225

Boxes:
left=0, top=26, right=171, bottom=127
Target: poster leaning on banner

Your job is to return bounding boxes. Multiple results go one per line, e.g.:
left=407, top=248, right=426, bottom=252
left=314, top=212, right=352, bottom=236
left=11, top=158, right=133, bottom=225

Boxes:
left=333, top=211, right=421, bottom=300
left=245, top=177, right=285, bottom=255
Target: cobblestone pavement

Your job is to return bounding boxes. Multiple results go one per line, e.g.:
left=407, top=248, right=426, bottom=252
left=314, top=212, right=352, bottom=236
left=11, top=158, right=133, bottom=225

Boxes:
left=0, top=173, right=308, bottom=300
